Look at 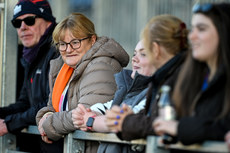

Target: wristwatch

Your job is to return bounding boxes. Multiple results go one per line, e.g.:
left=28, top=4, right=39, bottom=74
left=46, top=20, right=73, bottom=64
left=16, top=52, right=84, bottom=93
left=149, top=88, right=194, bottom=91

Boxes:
left=86, top=115, right=96, bottom=130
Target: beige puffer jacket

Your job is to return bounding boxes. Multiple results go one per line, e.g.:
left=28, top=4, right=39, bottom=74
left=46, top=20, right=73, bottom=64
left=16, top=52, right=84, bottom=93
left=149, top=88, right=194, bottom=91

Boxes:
left=36, top=36, right=129, bottom=140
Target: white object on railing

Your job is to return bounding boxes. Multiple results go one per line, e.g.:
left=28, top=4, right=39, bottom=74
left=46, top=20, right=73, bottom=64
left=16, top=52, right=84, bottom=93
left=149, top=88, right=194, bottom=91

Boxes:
left=0, top=3, right=4, bottom=9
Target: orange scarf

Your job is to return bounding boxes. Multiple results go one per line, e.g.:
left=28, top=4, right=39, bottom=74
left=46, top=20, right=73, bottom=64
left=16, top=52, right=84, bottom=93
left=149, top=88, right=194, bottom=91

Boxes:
left=52, top=63, right=74, bottom=112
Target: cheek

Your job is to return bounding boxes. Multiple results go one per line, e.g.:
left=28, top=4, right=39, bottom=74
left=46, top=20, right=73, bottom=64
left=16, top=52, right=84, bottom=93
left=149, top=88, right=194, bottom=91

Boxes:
left=195, top=35, right=218, bottom=61
left=83, top=41, right=92, bottom=49
left=202, top=30, right=219, bottom=50
left=139, top=62, right=154, bottom=76
left=143, top=67, right=154, bottom=76
left=17, top=30, right=21, bottom=37
left=34, top=24, right=47, bottom=40
left=79, top=43, right=91, bottom=56
left=77, top=49, right=88, bottom=61
left=210, top=36, right=219, bottom=53
left=60, top=53, right=66, bottom=62
left=34, top=29, right=43, bottom=39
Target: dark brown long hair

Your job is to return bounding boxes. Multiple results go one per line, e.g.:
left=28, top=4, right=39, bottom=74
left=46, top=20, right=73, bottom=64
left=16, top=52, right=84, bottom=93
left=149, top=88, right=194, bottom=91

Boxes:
left=173, top=3, right=230, bottom=119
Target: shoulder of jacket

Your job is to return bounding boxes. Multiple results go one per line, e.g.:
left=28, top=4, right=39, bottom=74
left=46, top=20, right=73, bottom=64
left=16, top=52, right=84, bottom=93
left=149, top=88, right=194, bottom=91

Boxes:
left=49, top=56, right=64, bottom=76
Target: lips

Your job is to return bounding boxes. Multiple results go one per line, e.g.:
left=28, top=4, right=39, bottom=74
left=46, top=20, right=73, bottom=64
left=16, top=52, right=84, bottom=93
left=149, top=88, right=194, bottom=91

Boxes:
left=192, top=44, right=200, bottom=50
left=133, top=66, right=140, bottom=70
left=190, top=41, right=200, bottom=50
left=66, top=54, right=79, bottom=57
left=21, top=34, right=32, bottom=39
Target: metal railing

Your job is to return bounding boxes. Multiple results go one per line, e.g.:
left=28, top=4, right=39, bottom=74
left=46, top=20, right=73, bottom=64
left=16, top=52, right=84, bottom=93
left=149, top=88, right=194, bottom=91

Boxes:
left=4, top=125, right=228, bottom=153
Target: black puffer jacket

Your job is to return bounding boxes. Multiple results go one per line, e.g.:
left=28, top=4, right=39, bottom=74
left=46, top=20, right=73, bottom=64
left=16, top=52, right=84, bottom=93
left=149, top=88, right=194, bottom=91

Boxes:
left=118, top=52, right=186, bottom=141
left=0, top=24, right=59, bottom=133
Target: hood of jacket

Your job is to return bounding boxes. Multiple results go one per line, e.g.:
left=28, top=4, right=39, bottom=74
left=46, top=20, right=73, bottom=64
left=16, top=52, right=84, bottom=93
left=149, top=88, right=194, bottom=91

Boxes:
left=79, top=36, right=129, bottom=67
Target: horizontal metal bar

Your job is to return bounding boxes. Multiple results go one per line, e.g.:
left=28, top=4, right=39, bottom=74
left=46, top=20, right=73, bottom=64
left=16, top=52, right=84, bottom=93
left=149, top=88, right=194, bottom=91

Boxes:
left=21, top=125, right=40, bottom=135
left=21, top=126, right=228, bottom=152
left=72, top=130, right=146, bottom=145
left=158, top=140, right=228, bottom=153
left=6, top=150, right=29, bottom=153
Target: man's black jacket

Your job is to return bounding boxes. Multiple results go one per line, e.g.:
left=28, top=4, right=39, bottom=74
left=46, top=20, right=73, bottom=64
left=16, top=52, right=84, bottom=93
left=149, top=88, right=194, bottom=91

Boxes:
left=0, top=25, right=58, bottom=133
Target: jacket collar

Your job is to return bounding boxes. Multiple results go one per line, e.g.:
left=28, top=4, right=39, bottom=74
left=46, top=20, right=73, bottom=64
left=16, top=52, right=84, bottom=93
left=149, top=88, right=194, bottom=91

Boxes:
left=151, top=52, right=185, bottom=88
left=115, top=69, right=151, bottom=93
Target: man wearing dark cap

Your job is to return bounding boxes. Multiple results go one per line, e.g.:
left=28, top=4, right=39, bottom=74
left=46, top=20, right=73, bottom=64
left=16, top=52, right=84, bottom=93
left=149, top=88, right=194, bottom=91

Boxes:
left=0, top=0, right=59, bottom=152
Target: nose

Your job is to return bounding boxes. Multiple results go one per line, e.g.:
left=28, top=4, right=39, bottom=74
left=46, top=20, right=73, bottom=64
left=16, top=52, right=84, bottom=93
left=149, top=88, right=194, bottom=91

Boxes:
left=20, top=21, right=28, bottom=30
left=66, top=44, right=74, bottom=53
left=188, top=29, right=197, bottom=41
left=132, top=54, right=139, bottom=63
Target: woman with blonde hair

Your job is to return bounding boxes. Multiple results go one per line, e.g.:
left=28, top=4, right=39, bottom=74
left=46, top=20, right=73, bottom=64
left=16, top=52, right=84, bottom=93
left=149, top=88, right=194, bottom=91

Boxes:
left=36, top=13, right=129, bottom=153
left=105, top=14, right=188, bottom=145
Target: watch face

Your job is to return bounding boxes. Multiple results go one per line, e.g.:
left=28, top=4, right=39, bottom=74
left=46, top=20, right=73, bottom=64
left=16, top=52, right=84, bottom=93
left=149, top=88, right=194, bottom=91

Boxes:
left=86, top=117, right=95, bottom=127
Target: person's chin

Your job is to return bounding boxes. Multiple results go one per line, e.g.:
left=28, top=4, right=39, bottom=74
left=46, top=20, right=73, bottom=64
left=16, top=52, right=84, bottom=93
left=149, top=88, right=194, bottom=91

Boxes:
left=22, top=42, right=34, bottom=48
left=66, top=62, right=77, bottom=68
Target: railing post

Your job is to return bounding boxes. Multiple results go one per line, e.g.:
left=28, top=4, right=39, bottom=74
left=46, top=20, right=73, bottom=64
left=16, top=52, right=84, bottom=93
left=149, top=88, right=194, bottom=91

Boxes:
left=64, top=133, right=73, bottom=153
left=146, top=136, right=169, bottom=153
left=2, top=134, right=16, bottom=153
left=64, top=133, right=85, bottom=153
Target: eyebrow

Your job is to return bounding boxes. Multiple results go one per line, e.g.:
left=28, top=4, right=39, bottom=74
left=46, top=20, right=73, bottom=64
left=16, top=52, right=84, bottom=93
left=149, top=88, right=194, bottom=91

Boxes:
left=192, top=22, right=209, bottom=28
left=198, top=23, right=209, bottom=26
left=59, top=39, right=78, bottom=43
left=138, top=48, right=145, bottom=52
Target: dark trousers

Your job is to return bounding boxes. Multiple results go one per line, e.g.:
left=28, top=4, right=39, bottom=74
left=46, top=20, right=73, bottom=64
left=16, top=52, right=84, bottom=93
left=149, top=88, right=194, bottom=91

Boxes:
left=16, top=133, right=64, bottom=153
left=16, top=133, right=41, bottom=153
left=40, top=138, right=64, bottom=153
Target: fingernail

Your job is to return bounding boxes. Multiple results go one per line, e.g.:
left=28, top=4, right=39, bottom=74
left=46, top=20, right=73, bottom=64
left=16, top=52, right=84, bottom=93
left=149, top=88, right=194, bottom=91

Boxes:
left=120, top=110, right=124, bottom=114
left=116, top=115, right=120, bottom=119
left=114, top=121, right=118, bottom=125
